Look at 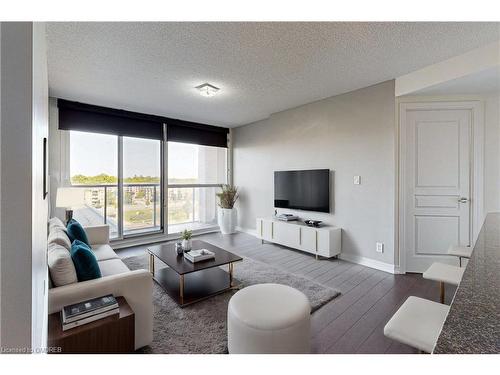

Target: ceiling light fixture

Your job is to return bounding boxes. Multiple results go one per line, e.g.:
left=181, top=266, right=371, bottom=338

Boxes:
left=195, top=83, right=220, bottom=97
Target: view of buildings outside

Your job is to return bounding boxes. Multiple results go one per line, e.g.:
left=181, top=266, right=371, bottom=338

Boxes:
left=69, top=131, right=226, bottom=237
left=167, top=141, right=227, bottom=232
left=69, top=132, right=120, bottom=237
left=123, top=136, right=161, bottom=234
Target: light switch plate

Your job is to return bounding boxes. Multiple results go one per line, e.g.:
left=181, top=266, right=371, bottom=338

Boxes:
left=376, top=242, right=384, bottom=253
left=354, top=175, right=361, bottom=185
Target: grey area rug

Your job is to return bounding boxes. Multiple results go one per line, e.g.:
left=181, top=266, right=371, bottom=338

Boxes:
left=123, top=254, right=340, bottom=354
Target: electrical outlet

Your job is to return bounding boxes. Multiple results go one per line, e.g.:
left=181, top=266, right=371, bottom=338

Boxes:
left=354, top=175, right=361, bottom=185
left=376, top=242, right=384, bottom=253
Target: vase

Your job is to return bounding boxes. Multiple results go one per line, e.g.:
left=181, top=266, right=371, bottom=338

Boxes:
left=218, top=207, right=237, bottom=234
left=181, top=239, right=192, bottom=251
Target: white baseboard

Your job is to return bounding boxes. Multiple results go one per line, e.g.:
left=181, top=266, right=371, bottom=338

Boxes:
left=393, top=265, right=403, bottom=274
left=338, top=253, right=397, bottom=274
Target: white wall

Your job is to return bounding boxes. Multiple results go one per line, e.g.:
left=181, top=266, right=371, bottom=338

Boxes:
left=48, top=97, right=69, bottom=221
left=484, top=95, right=500, bottom=213
left=0, top=23, right=2, bottom=349
left=395, top=41, right=500, bottom=96
left=31, top=22, right=49, bottom=351
left=233, top=80, right=397, bottom=266
left=0, top=22, right=49, bottom=352
left=395, top=40, right=499, bottom=243
left=1, top=21, right=33, bottom=351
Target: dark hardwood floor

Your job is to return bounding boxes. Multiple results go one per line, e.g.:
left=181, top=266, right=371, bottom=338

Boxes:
left=116, top=231, right=456, bottom=354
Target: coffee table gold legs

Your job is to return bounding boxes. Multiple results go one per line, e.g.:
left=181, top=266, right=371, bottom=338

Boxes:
left=440, top=281, right=445, bottom=304
left=179, top=275, right=185, bottom=305
left=149, top=253, right=155, bottom=275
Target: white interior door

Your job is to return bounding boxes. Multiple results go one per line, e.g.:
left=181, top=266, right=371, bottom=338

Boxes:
left=403, top=108, right=472, bottom=272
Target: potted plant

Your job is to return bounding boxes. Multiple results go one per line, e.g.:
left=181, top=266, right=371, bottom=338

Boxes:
left=181, top=229, right=193, bottom=251
left=216, top=184, right=239, bottom=234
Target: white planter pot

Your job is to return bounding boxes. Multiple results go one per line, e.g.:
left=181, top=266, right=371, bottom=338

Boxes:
left=218, top=207, right=237, bottom=234
left=181, top=239, right=192, bottom=251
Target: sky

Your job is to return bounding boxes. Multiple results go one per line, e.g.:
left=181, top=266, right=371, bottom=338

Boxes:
left=70, top=131, right=199, bottom=178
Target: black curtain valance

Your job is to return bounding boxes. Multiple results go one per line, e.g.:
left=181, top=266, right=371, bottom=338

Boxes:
left=58, top=99, right=164, bottom=140
left=167, top=118, right=229, bottom=148
left=58, top=99, right=229, bottom=147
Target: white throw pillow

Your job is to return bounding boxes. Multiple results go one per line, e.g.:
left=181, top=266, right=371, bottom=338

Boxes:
left=48, top=228, right=71, bottom=251
left=48, top=242, right=78, bottom=287
left=48, top=217, right=66, bottom=232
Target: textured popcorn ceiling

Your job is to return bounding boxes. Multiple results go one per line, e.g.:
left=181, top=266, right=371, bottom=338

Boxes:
left=46, top=22, right=500, bottom=127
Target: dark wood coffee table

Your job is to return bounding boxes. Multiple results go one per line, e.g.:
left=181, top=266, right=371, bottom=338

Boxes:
left=147, top=240, right=243, bottom=307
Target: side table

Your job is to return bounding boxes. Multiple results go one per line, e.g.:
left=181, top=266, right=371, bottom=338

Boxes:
left=48, top=296, right=135, bottom=353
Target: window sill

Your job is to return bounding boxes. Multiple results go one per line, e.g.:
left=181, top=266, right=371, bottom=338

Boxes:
left=110, top=225, right=220, bottom=250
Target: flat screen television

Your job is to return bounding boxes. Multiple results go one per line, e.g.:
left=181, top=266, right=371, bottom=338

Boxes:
left=274, top=169, right=330, bottom=213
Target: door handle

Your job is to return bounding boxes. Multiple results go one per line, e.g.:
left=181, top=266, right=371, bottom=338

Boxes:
left=458, top=197, right=469, bottom=203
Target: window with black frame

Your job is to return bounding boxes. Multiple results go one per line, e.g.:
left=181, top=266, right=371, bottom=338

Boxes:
left=69, top=132, right=162, bottom=239
left=60, top=99, right=229, bottom=240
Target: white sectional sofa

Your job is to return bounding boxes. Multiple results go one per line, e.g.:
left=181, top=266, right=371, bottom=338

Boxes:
left=47, top=218, right=153, bottom=350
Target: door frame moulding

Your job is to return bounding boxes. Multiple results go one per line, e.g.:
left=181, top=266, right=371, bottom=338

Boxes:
left=397, top=99, right=484, bottom=274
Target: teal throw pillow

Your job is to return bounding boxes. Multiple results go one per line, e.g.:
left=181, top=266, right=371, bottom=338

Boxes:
left=66, top=219, right=90, bottom=246
left=70, top=240, right=101, bottom=282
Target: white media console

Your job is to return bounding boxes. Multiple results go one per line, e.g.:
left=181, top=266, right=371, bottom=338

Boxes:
left=255, top=218, right=342, bottom=259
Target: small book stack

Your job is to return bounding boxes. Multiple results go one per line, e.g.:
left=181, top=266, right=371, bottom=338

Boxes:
left=61, top=294, right=119, bottom=331
left=184, top=249, right=215, bottom=263
left=276, top=213, right=298, bottom=221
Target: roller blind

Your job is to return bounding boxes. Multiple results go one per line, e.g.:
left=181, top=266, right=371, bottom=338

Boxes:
left=58, top=99, right=164, bottom=140
left=58, top=99, right=229, bottom=147
left=166, top=118, right=229, bottom=148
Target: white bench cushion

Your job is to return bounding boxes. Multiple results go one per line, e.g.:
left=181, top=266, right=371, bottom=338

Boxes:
left=423, top=263, right=465, bottom=286
left=447, top=244, right=473, bottom=258
left=384, top=296, right=450, bottom=353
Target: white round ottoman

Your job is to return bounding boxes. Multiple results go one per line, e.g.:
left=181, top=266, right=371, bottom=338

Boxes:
left=227, top=283, right=311, bottom=354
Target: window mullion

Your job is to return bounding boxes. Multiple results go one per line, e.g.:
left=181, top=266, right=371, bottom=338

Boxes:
left=163, top=123, right=169, bottom=236
left=117, top=136, right=124, bottom=239
left=227, top=129, right=232, bottom=185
